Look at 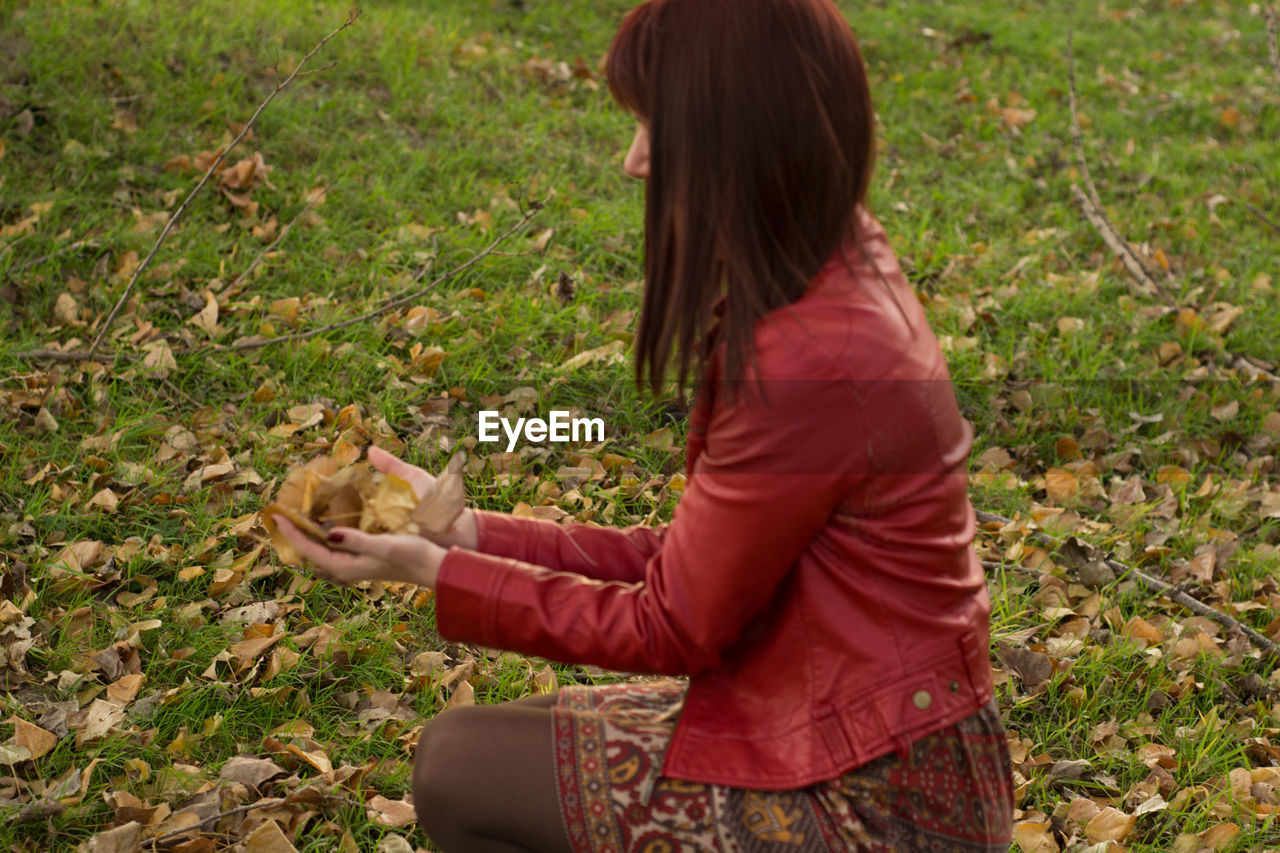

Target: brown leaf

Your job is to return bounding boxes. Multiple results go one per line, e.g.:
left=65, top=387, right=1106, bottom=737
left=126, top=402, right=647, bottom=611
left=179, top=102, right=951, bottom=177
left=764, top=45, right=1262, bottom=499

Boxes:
left=366, top=794, right=417, bottom=828
left=1156, top=465, right=1192, bottom=487
left=1044, top=468, right=1079, bottom=503
left=360, top=473, right=418, bottom=532
left=1198, top=823, right=1240, bottom=851
left=1085, top=806, right=1135, bottom=842
left=242, top=819, right=298, bottom=853
left=1124, top=616, right=1165, bottom=646
left=219, top=755, right=286, bottom=790
left=34, top=406, right=59, bottom=433
left=72, top=701, right=125, bottom=747
left=187, top=290, right=219, bottom=334
left=140, top=340, right=177, bottom=378
left=447, top=680, right=476, bottom=709
left=1011, top=820, right=1059, bottom=853
left=85, top=488, right=120, bottom=513
left=995, top=643, right=1053, bottom=689
left=81, top=821, right=143, bottom=853
left=53, top=292, right=82, bottom=327
left=10, top=717, right=58, bottom=760
left=410, top=453, right=466, bottom=536
left=105, top=673, right=144, bottom=705
left=284, top=742, right=332, bottom=774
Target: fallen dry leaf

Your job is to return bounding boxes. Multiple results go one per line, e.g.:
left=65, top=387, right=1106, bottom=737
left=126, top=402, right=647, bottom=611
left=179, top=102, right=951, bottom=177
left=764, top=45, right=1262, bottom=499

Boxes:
left=1085, top=806, right=1135, bottom=843
left=10, top=717, right=58, bottom=760
left=219, top=755, right=285, bottom=790
left=242, top=818, right=297, bottom=853
left=263, top=450, right=464, bottom=564
left=366, top=794, right=417, bottom=828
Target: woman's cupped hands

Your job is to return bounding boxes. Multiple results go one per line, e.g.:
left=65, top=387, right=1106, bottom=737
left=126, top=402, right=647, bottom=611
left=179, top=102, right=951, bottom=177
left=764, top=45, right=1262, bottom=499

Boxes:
left=274, top=445, right=476, bottom=588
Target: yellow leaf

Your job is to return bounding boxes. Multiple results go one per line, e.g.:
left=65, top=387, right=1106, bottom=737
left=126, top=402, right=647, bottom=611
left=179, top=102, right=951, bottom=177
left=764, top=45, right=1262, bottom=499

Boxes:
left=1124, top=616, right=1164, bottom=646
left=1044, top=467, right=1079, bottom=503
left=186, top=290, right=219, bottom=334
left=1219, top=107, right=1240, bottom=129
left=106, top=673, right=145, bottom=705
left=1085, top=806, right=1135, bottom=842
left=360, top=473, right=418, bottom=533
left=1011, top=820, right=1059, bottom=852
left=1156, top=465, right=1192, bottom=487
left=559, top=340, right=625, bottom=372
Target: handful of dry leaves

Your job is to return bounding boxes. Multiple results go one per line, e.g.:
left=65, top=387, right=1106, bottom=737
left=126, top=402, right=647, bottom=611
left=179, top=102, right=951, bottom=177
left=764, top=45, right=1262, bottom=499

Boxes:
left=262, top=451, right=465, bottom=566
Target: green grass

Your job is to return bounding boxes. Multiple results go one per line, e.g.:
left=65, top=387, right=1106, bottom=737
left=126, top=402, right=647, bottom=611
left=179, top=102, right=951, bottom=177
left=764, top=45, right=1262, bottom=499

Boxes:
left=2, top=0, right=1280, bottom=850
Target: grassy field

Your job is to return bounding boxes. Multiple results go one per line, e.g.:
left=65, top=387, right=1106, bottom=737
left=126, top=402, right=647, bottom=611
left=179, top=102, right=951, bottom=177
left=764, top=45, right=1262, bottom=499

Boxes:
left=2, top=0, right=1279, bottom=850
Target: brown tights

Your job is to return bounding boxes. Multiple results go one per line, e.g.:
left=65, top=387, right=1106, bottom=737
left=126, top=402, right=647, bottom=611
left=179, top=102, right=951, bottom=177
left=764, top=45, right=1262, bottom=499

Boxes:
left=413, top=691, right=575, bottom=853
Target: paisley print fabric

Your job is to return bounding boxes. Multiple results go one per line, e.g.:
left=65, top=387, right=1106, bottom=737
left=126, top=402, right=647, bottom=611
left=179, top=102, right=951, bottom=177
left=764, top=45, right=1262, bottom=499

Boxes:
left=553, top=680, right=1012, bottom=852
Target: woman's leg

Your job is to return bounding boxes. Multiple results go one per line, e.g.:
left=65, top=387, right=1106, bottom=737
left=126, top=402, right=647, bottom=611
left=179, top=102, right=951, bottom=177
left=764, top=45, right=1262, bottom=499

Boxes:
left=413, top=691, right=573, bottom=853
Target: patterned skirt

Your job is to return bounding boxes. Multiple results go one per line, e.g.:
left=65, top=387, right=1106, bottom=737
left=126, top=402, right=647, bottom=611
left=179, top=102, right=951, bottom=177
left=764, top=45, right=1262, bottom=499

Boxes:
left=552, top=679, right=1013, bottom=852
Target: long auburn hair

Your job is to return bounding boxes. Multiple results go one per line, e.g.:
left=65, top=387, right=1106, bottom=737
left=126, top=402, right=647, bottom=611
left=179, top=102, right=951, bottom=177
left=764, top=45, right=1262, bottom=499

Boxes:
left=606, top=0, right=877, bottom=396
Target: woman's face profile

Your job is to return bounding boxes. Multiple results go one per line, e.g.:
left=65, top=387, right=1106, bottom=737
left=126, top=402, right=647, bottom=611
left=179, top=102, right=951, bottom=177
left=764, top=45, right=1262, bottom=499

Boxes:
left=623, top=123, right=650, bottom=180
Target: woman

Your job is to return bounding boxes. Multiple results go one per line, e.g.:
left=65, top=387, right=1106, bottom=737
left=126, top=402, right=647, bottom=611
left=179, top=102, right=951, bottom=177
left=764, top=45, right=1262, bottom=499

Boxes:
left=277, top=0, right=1014, bottom=849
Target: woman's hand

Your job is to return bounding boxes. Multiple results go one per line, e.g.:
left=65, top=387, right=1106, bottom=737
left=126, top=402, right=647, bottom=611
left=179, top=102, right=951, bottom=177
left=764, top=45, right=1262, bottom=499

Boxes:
left=274, top=515, right=447, bottom=588
left=368, top=446, right=478, bottom=549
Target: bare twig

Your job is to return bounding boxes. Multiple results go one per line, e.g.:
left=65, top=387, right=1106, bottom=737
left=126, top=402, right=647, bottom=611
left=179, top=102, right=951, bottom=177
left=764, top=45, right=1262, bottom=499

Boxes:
left=1066, top=32, right=1175, bottom=304
left=1239, top=198, right=1280, bottom=235
left=1267, top=4, right=1280, bottom=91
left=216, top=198, right=546, bottom=353
left=975, top=509, right=1280, bottom=659
left=6, top=347, right=115, bottom=363
left=86, top=8, right=361, bottom=360
left=7, top=202, right=538, bottom=364
left=162, top=377, right=201, bottom=408
left=4, top=236, right=104, bottom=276
left=217, top=202, right=313, bottom=299
left=136, top=791, right=363, bottom=848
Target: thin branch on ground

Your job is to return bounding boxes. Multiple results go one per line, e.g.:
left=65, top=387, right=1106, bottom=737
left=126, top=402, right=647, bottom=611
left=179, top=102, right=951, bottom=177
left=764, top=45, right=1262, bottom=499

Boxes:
left=7, top=347, right=115, bottom=363
left=162, top=377, right=201, bottom=408
left=975, top=508, right=1280, bottom=659
left=217, top=202, right=313, bottom=299
left=1066, top=32, right=1174, bottom=304
left=215, top=198, right=546, bottom=354
left=2, top=235, right=102, bottom=277
left=138, top=791, right=361, bottom=849
left=86, top=8, right=361, bottom=361
left=7, top=201, right=538, bottom=365
left=1239, top=198, right=1280, bottom=235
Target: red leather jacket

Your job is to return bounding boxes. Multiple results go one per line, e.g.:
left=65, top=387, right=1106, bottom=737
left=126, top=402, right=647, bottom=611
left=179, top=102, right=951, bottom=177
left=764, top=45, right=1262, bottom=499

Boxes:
left=435, top=209, right=994, bottom=789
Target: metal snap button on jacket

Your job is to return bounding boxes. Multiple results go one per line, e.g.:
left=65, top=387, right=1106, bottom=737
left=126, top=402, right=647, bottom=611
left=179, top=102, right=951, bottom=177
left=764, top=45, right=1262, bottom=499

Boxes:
left=912, top=690, right=933, bottom=710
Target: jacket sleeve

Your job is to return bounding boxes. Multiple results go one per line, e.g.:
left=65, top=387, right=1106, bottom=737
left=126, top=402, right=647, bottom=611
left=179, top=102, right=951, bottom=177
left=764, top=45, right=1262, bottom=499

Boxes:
left=472, top=510, right=664, bottom=583
left=434, top=375, right=860, bottom=675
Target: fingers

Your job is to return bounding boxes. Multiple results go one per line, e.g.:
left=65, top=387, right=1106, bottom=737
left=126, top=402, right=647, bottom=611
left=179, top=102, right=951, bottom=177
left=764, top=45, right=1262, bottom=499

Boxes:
left=368, top=445, right=412, bottom=477
left=273, top=517, right=385, bottom=584
left=323, top=526, right=399, bottom=561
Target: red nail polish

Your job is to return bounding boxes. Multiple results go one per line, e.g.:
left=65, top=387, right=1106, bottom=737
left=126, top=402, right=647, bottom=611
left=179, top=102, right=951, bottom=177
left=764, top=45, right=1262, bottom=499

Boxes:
left=327, top=531, right=345, bottom=544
